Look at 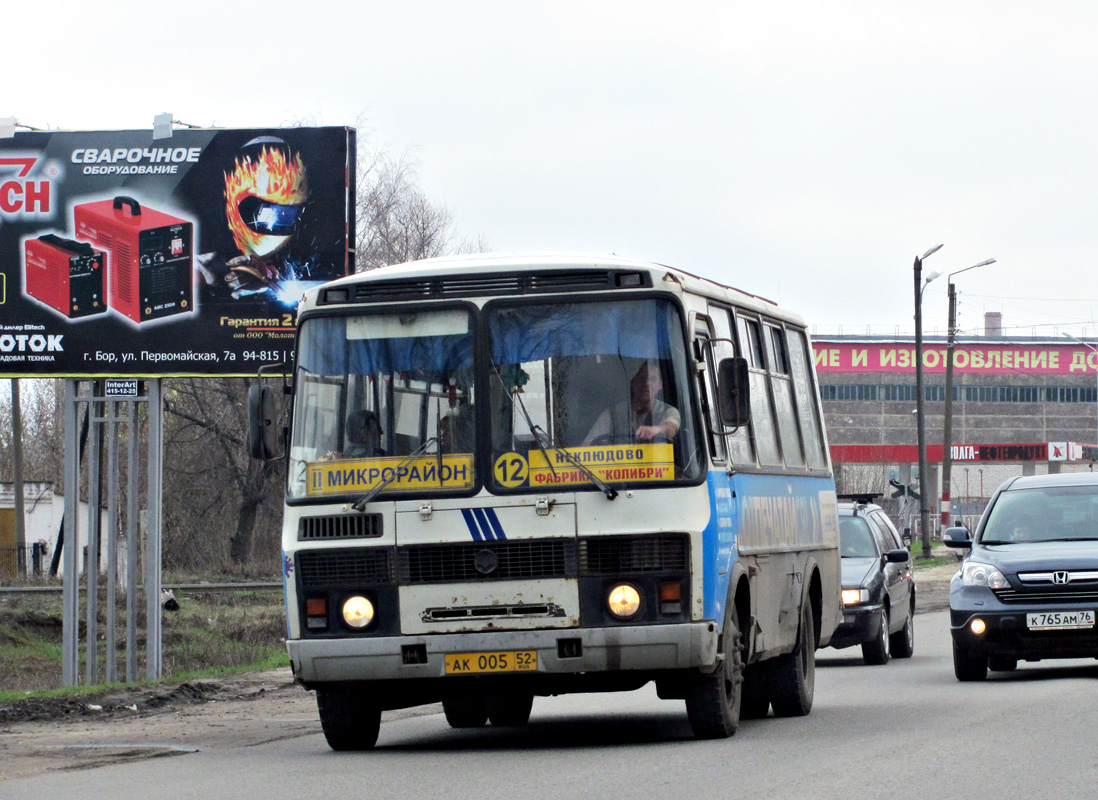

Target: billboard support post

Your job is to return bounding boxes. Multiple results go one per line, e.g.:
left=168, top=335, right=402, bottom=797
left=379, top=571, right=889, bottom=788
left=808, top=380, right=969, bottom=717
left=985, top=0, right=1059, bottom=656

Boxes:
left=61, top=379, right=163, bottom=687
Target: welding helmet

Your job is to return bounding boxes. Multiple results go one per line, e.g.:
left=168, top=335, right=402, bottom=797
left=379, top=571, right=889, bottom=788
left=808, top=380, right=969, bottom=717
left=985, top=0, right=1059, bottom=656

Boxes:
left=224, top=136, right=308, bottom=257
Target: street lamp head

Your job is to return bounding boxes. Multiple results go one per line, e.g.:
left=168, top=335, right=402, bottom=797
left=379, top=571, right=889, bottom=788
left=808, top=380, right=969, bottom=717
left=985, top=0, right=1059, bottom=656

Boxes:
left=947, top=257, right=998, bottom=284
left=921, top=243, right=944, bottom=260
left=924, top=269, right=942, bottom=285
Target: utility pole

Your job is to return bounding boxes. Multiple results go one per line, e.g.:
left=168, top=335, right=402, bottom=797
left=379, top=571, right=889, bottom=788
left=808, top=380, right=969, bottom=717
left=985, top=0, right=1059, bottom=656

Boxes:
left=941, top=258, right=995, bottom=536
left=914, top=245, right=943, bottom=559
left=941, top=285, right=958, bottom=534
left=12, top=379, right=26, bottom=577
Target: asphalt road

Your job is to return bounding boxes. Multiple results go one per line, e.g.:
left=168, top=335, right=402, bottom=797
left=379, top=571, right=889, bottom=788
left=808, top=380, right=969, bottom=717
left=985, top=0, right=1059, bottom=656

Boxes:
left=4, top=605, right=1098, bottom=799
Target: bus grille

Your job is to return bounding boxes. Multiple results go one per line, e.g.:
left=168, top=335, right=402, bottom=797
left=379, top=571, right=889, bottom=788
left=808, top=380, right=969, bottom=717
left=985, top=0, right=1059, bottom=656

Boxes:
left=346, top=270, right=650, bottom=303
left=398, top=540, right=576, bottom=584
left=296, top=548, right=393, bottom=587
left=298, top=514, right=382, bottom=541
left=579, top=534, right=689, bottom=574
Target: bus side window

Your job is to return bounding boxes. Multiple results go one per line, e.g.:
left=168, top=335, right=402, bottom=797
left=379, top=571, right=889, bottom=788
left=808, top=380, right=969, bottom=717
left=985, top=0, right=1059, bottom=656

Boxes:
left=785, top=328, right=828, bottom=470
left=737, top=315, right=782, bottom=468
left=765, top=323, right=805, bottom=468
left=694, top=320, right=726, bottom=463
left=708, top=304, right=755, bottom=466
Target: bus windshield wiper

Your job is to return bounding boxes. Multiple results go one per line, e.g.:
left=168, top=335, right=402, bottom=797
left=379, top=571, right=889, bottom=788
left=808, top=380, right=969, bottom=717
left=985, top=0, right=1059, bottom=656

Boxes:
left=533, top=425, right=619, bottom=500
left=497, top=367, right=617, bottom=500
left=351, top=437, right=438, bottom=511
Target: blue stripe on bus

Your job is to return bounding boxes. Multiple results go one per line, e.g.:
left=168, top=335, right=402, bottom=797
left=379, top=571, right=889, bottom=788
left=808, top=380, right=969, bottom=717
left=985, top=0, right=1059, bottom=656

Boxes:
left=461, top=508, right=484, bottom=541
left=472, top=508, right=495, bottom=541
left=481, top=508, right=507, bottom=540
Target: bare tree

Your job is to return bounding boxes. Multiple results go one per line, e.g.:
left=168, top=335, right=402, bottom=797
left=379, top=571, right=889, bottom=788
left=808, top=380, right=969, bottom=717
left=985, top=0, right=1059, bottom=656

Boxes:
left=163, top=378, right=285, bottom=570
left=355, top=139, right=488, bottom=270
left=0, top=379, right=63, bottom=484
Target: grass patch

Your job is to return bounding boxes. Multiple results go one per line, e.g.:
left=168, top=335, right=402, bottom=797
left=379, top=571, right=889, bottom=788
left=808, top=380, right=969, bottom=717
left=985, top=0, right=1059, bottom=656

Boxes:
left=912, top=555, right=959, bottom=570
left=0, top=585, right=287, bottom=702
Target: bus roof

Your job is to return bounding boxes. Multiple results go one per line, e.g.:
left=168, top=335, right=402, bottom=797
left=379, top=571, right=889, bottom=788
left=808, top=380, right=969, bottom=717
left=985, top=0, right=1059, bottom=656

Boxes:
left=305, top=252, right=807, bottom=327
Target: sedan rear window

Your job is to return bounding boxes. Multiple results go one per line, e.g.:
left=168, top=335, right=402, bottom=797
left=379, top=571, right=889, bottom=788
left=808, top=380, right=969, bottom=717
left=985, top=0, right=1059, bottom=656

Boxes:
left=840, top=517, right=878, bottom=557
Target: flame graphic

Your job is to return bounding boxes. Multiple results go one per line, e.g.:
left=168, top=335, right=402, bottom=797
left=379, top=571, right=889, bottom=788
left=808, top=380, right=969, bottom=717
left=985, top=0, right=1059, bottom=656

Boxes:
left=224, top=145, right=308, bottom=256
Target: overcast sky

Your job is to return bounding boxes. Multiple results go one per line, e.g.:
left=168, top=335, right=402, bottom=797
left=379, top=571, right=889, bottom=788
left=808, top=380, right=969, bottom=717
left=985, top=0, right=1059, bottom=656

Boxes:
left=7, top=1, right=1098, bottom=339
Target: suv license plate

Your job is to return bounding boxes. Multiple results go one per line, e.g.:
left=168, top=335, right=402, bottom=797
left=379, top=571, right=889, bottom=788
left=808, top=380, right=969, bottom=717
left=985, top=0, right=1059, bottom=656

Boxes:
left=1026, top=611, right=1096, bottom=630
left=444, top=650, right=538, bottom=674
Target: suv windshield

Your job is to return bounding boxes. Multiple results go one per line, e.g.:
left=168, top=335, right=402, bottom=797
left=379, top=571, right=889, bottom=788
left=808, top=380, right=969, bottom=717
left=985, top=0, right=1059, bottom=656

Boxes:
left=981, top=485, right=1098, bottom=543
left=288, top=308, right=475, bottom=501
left=485, top=297, right=702, bottom=491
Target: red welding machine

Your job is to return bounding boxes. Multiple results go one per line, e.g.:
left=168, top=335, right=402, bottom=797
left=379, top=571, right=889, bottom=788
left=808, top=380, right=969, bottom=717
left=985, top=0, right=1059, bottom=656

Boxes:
left=24, top=234, right=108, bottom=319
left=74, top=196, right=194, bottom=324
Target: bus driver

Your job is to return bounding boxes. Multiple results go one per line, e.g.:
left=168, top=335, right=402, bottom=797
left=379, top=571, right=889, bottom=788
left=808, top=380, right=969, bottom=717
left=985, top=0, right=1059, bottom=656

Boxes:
left=584, top=362, right=680, bottom=445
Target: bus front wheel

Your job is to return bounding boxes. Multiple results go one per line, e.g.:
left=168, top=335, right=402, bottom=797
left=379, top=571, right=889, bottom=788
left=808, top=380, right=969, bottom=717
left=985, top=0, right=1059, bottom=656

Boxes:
left=684, top=602, right=743, bottom=738
left=316, top=687, right=382, bottom=751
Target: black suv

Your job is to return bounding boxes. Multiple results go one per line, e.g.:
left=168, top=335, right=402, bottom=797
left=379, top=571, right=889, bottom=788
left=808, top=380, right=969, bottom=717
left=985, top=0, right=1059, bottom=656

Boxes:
left=829, top=494, right=916, bottom=664
left=945, top=472, right=1098, bottom=681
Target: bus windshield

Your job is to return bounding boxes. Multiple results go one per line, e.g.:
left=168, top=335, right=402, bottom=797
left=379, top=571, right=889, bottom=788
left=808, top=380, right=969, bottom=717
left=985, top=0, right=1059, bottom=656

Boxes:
left=288, top=307, right=476, bottom=501
left=486, top=297, right=703, bottom=491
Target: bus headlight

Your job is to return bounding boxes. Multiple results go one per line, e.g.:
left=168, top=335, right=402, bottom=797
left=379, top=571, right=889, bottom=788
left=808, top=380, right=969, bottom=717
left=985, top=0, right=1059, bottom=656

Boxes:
left=342, top=596, right=375, bottom=629
left=607, top=584, right=642, bottom=619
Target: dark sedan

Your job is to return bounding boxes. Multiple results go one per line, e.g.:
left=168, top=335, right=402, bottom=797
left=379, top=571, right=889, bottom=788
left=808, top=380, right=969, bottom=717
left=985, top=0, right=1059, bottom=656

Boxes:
left=829, top=496, right=916, bottom=665
left=945, top=472, right=1098, bottom=681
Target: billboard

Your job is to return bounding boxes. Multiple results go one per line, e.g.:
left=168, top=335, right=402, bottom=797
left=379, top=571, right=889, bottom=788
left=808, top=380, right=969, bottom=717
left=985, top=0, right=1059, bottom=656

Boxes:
left=814, top=341, right=1098, bottom=376
left=0, top=126, right=355, bottom=376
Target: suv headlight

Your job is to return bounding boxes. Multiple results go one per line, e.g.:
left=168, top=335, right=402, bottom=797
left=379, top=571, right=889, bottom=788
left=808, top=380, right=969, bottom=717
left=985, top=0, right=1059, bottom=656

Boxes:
left=961, top=561, right=1009, bottom=589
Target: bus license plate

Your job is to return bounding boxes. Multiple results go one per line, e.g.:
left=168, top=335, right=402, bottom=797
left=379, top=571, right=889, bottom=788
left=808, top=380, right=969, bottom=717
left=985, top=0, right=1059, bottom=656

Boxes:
left=444, top=650, right=538, bottom=674
left=1026, top=610, right=1095, bottom=630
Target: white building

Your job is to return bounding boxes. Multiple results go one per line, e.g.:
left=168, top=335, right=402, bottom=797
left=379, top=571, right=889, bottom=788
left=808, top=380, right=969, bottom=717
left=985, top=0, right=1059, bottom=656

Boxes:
left=0, top=481, right=117, bottom=579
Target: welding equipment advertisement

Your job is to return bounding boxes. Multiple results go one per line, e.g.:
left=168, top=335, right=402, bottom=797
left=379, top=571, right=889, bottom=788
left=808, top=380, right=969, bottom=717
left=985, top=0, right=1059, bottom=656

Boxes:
left=0, top=126, right=354, bottom=376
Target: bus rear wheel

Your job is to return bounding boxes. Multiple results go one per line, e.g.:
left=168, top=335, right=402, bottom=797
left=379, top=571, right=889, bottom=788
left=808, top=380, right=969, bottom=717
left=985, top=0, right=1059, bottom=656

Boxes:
left=767, top=600, right=816, bottom=717
left=739, top=664, right=770, bottom=719
left=685, top=602, right=743, bottom=738
left=485, top=693, right=534, bottom=726
left=316, top=687, right=381, bottom=751
left=443, top=696, right=489, bottom=728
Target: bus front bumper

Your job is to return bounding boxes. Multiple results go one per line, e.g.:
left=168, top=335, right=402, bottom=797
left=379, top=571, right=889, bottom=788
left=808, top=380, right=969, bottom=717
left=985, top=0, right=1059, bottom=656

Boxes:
left=288, top=621, right=720, bottom=684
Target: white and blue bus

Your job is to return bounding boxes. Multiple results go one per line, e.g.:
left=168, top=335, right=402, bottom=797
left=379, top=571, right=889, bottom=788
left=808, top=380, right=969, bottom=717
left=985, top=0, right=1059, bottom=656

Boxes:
left=249, top=253, right=840, bottom=749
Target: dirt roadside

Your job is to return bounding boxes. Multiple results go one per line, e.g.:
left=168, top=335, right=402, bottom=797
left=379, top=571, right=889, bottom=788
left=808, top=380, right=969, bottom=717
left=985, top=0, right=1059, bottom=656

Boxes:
left=0, top=570, right=957, bottom=782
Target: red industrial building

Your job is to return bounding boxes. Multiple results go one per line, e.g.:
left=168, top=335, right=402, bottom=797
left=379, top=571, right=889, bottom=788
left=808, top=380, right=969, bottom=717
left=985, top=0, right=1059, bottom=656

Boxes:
left=814, top=313, right=1098, bottom=536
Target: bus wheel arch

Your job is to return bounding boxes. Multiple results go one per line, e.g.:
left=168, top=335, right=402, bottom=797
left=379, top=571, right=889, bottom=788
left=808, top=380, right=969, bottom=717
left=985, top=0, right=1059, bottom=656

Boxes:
left=807, top=565, right=823, bottom=650
left=735, top=572, right=771, bottom=719
left=766, top=567, right=819, bottom=718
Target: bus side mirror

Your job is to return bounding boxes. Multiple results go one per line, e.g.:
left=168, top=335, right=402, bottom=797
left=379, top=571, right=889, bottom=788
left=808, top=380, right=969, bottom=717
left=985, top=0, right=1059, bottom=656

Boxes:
left=247, top=384, right=278, bottom=460
left=716, top=357, right=751, bottom=428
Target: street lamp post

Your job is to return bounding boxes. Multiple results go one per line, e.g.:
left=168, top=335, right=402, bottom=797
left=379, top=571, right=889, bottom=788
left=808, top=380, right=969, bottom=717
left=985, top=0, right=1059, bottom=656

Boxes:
left=941, top=258, right=996, bottom=536
left=914, top=244, right=943, bottom=559
left=1063, top=332, right=1098, bottom=458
